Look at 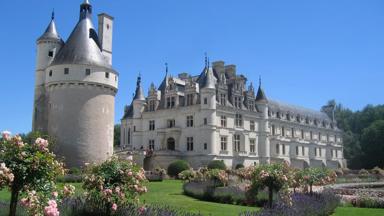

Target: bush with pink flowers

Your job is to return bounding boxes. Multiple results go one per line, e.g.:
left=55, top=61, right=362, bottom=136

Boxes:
left=300, top=167, right=337, bottom=195
left=82, top=156, right=148, bottom=216
left=250, top=162, right=292, bottom=208
left=0, top=131, right=74, bottom=216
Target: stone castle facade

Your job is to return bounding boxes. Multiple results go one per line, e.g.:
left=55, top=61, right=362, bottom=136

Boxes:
left=32, top=0, right=118, bottom=167
left=121, top=60, right=346, bottom=170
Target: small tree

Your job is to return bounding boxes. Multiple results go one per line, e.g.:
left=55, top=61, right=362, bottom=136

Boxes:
left=0, top=131, right=71, bottom=216
left=167, top=160, right=190, bottom=177
left=301, top=167, right=337, bottom=195
left=207, top=160, right=227, bottom=170
left=251, top=163, right=291, bottom=208
left=82, top=156, right=147, bottom=216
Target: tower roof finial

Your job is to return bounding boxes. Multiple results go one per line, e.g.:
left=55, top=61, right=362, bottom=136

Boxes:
left=259, top=75, right=262, bottom=87
left=204, top=52, right=208, bottom=68
left=165, top=62, right=168, bottom=75
left=51, top=9, right=55, bottom=20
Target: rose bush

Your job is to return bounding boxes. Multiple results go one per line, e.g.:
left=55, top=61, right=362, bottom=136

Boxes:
left=0, top=131, right=73, bottom=216
left=250, top=162, right=291, bottom=208
left=300, top=167, right=337, bottom=194
left=82, top=156, right=147, bottom=216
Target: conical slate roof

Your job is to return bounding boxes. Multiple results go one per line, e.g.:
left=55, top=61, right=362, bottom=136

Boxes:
left=37, top=17, right=62, bottom=42
left=256, top=86, right=267, bottom=102
left=133, top=75, right=145, bottom=101
left=197, top=66, right=216, bottom=89
left=51, top=1, right=110, bottom=68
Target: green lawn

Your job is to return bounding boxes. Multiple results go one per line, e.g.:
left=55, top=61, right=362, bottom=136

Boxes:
left=141, top=180, right=258, bottom=216
left=1, top=180, right=384, bottom=216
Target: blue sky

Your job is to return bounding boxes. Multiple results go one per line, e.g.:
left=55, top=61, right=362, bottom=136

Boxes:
left=0, top=0, right=383, bottom=134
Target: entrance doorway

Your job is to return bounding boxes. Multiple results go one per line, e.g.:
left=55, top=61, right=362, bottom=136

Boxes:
left=167, top=137, right=175, bottom=150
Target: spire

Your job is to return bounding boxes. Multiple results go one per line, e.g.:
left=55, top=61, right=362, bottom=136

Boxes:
left=133, top=74, right=145, bottom=101
left=37, top=12, right=61, bottom=42
left=256, top=76, right=267, bottom=102
left=80, top=0, right=92, bottom=20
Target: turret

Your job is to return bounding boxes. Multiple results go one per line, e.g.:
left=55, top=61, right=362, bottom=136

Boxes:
left=255, top=77, right=270, bottom=163
left=33, top=11, right=64, bottom=132
left=133, top=75, right=146, bottom=118
left=200, top=66, right=217, bottom=110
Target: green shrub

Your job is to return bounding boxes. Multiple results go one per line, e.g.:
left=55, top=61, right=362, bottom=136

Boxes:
left=207, top=160, right=226, bottom=170
left=235, top=164, right=244, bottom=169
left=370, top=166, right=384, bottom=177
left=167, top=160, right=190, bottom=177
left=358, top=169, right=370, bottom=178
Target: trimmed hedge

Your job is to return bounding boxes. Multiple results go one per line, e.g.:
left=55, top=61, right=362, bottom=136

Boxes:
left=208, top=160, right=226, bottom=170
left=167, top=160, right=190, bottom=177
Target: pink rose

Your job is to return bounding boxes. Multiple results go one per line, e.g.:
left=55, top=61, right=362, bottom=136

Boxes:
left=1, top=131, right=11, bottom=140
left=111, top=203, right=117, bottom=211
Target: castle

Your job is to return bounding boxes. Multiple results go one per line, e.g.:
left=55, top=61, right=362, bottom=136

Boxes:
left=32, top=0, right=117, bottom=167
left=121, top=60, right=346, bottom=170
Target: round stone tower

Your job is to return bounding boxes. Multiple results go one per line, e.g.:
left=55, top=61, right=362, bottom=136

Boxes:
left=33, top=12, right=64, bottom=132
left=42, top=0, right=118, bottom=167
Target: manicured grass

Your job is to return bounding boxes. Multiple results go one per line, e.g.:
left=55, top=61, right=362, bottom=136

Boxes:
left=141, top=180, right=258, bottom=216
left=1, top=180, right=384, bottom=216
left=333, top=207, right=384, bottom=216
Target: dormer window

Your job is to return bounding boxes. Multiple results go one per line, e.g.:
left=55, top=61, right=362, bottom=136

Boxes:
left=186, top=94, right=194, bottom=106
left=220, top=94, right=226, bottom=106
left=149, top=100, right=156, bottom=111
left=166, top=97, right=175, bottom=109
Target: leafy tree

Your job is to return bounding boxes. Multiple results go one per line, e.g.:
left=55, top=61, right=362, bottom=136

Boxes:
left=0, top=132, right=71, bottom=216
left=360, top=120, right=384, bottom=168
left=114, top=124, right=121, bottom=147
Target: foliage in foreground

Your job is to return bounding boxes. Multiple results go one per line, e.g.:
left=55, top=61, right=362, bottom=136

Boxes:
left=240, top=191, right=340, bottom=216
left=82, top=156, right=147, bottom=215
left=0, top=131, right=74, bottom=216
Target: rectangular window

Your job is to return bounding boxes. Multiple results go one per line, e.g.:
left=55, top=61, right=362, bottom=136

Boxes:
left=220, top=136, right=227, bottom=151
left=296, top=146, right=299, bottom=156
left=276, top=144, right=280, bottom=155
left=310, top=131, right=313, bottom=140
left=235, top=114, right=243, bottom=127
left=187, top=137, right=194, bottom=151
left=282, top=127, right=285, bottom=136
left=234, top=134, right=241, bottom=152
left=204, top=143, right=207, bottom=150
left=282, top=144, right=286, bottom=155
left=250, top=121, right=255, bottom=131
left=149, top=140, right=155, bottom=150
left=167, top=119, right=175, bottom=128
left=167, top=97, right=175, bottom=108
left=204, top=118, right=208, bottom=125
left=292, top=128, right=295, bottom=138
left=48, top=51, right=54, bottom=57
left=149, top=120, right=155, bottom=131
left=149, top=100, right=156, bottom=111
left=105, top=72, right=110, bottom=78
left=85, top=69, right=91, bottom=76
left=272, top=125, right=276, bottom=135
left=186, top=116, right=194, bottom=127
left=301, top=129, right=304, bottom=139
left=204, top=97, right=208, bottom=105
left=220, top=116, right=227, bottom=127
left=319, top=148, right=322, bottom=157
left=64, top=68, right=69, bottom=75
left=186, top=94, right=194, bottom=106
left=49, top=70, right=52, bottom=77
left=302, top=146, right=305, bottom=156
left=250, top=139, right=256, bottom=153
left=220, top=94, right=226, bottom=105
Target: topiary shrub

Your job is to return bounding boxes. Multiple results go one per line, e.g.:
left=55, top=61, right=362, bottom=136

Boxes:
left=207, top=160, right=226, bottom=170
left=167, top=160, right=190, bottom=178
left=235, top=164, right=244, bottom=170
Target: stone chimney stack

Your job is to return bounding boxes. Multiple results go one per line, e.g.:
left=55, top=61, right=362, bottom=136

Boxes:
left=98, top=13, right=114, bottom=64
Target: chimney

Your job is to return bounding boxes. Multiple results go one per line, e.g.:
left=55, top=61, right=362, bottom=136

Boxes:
left=98, top=13, right=114, bottom=65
